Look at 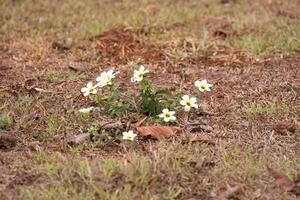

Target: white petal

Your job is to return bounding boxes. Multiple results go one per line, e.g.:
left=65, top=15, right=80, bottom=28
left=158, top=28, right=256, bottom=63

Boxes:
left=158, top=113, right=165, bottom=118
left=193, top=104, right=198, bottom=109
left=169, top=116, right=176, bottom=121
left=79, top=107, right=93, bottom=113
left=182, top=95, right=189, bottom=101
left=180, top=100, right=186, bottom=106
left=136, top=76, right=143, bottom=82
left=190, top=97, right=197, bottom=103
left=139, top=65, right=145, bottom=72
left=87, top=82, right=93, bottom=88
left=91, top=89, right=97, bottom=94
left=195, top=80, right=200, bottom=87
left=184, top=106, right=191, bottom=112
left=199, top=87, right=205, bottom=92
left=164, top=117, right=170, bottom=122
left=83, top=92, right=89, bottom=96
left=169, top=111, right=176, bottom=115
left=81, top=87, right=87, bottom=93
left=162, top=109, right=169, bottom=114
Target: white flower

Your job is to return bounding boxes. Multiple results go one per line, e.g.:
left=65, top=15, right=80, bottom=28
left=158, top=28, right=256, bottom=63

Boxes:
left=131, top=65, right=149, bottom=82
left=78, top=107, right=94, bottom=114
left=122, top=130, right=137, bottom=141
left=81, top=82, right=97, bottom=96
left=96, top=69, right=118, bottom=87
left=180, top=95, right=198, bottom=112
left=195, top=80, right=212, bottom=92
left=158, top=108, right=176, bottom=122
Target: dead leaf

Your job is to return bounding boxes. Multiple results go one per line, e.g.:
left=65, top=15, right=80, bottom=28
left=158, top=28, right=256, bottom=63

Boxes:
left=99, top=121, right=123, bottom=129
left=22, top=111, right=39, bottom=121
left=291, top=170, right=300, bottom=195
left=189, top=133, right=216, bottom=145
left=52, top=38, right=72, bottom=51
left=186, top=123, right=213, bottom=133
left=267, top=166, right=295, bottom=192
left=68, top=62, right=87, bottom=72
left=29, top=142, right=42, bottom=152
left=0, top=134, right=17, bottom=149
left=217, top=184, right=242, bottom=200
left=136, top=126, right=182, bottom=139
left=274, top=121, right=296, bottom=135
left=67, top=133, right=91, bottom=146
left=135, top=116, right=148, bottom=127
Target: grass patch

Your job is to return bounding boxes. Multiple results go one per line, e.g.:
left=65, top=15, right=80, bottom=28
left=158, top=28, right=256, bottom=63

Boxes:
left=243, top=103, right=290, bottom=118
left=14, top=143, right=300, bottom=199
left=0, top=113, right=12, bottom=129
left=17, top=142, right=210, bottom=199
left=233, top=17, right=300, bottom=56
left=40, top=70, right=84, bottom=83
left=44, top=114, right=64, bottom=139
left=12, top=93, right=34, bottom=116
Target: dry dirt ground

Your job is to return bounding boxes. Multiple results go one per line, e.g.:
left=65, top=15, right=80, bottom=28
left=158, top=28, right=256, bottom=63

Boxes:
left=0, top=0, right=299, bottom=199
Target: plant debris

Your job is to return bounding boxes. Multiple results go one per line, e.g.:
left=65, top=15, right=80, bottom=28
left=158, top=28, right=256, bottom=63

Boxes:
left=67, top=133, right=91, bottom=146
left=267, top=166, right=296, bottom=192
left=136, top=125, right=182, bottom=139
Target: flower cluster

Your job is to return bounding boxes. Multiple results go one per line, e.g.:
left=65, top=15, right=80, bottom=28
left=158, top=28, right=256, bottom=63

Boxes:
left=158, top=79, right=212, bottom=122
left=81, top=69, right=118, bottom=97
left=79, top=65, right=213, bottom=142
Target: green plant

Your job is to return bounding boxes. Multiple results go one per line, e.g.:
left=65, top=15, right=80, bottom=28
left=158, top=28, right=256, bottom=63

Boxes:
left=45, top=114, right=63, bottom=139
left=0, top=114, right=12, bottom=129
left=96, top=82, right=133, bottom=117
left=138, top=77, right=167, bottom=116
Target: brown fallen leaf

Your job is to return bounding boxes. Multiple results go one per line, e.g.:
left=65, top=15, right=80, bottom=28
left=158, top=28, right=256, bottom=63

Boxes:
left=274, top=121, right=296, bottom=135
left=68, top=62, right=87, bottom=72
left=136, top=126, right=182, bottom=139
left=67, top=133, right=91, bottom=146
left=189, top=133, right=216, bottom=145
left=267, top=166, right=295, bottom=192
left=99, top=121, right=123, bottom=129
left=291, top=170, right=300, bottom=196
left=0, top=134, right=17, bottom=149
left=216, top=184, right=242, bottom=200
left=29, top=142, right=42, bottom=152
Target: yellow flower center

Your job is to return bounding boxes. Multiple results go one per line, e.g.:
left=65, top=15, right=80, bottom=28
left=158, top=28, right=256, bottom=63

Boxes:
left=201, top=85, right=205, bottom=90
left=88, top=88, right=94, bottom=93
left=165, top=113, right=170, bottom=118
left=186, top=101, right=191, bottom=106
